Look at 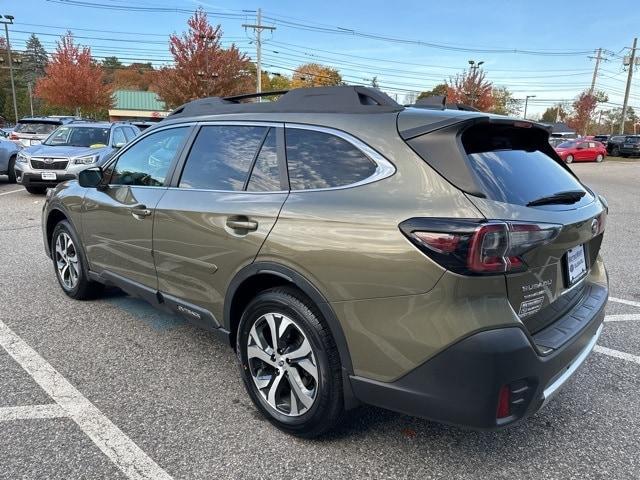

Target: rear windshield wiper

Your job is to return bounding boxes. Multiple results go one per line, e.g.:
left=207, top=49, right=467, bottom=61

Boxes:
left=527, top=190, right=586, bottom=207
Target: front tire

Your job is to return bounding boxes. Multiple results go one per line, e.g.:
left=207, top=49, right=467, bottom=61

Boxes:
left=611, top=146, right=620, bottom=156
left=565, top=154, right=574, bottom=164
left=7, top=156, right=16, bottom=183
left=52, top=220, right=103, bottom=300
left=237, top=287, right=344, bottom=437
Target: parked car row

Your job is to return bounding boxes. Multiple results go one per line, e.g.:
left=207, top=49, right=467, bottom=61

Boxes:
left=550, top=133, right=640, bottom=162
left=0, top=116, right=142, bottom=192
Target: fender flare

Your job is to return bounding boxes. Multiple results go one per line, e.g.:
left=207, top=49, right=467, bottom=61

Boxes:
left=224, top=261, right=354, bottom=377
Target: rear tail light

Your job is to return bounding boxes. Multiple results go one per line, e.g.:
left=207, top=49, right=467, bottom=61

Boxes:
left=400, top=218, right=561, bottom=275
left=9, top=132, right=18, bottom=140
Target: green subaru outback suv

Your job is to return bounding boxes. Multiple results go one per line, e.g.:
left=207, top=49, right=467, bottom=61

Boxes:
left=42, top=87, right=608, bottom=437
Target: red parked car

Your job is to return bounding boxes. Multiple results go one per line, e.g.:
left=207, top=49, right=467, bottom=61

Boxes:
left=554, top=140, right=606, bottom=163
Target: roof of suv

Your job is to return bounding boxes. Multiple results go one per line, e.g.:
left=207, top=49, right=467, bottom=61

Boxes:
left=160, top=86, right=547, bottom=137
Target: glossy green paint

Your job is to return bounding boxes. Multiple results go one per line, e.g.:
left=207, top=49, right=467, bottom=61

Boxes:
left=42, top=107, right=608, bottom=385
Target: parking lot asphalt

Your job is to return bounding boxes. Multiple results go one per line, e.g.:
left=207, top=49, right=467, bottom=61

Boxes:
left=0, top=161, right=639, bottom=480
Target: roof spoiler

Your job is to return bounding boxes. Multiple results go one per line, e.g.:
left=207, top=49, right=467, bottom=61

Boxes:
left=411, top=95, right=480, bottom=112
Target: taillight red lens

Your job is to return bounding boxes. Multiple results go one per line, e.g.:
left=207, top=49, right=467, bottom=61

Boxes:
left=400, top=218, right=561, bottom=275
left=467, top=223, right=509, bottom=272
left=413, top=232, right=459, bottom=254
left=496, top=385, right=511, bottom=419
left=9, top=132, right=18, bottom=140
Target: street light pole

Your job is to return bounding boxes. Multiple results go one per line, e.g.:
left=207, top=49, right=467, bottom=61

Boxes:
left=1, top=15, right=18, bottom=124
left=523, top=95, right=536, bottom=119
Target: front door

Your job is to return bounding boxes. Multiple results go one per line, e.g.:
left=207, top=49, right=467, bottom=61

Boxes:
left=82, top=126, right=192, bottom=290
left=153, top=124, right=288, bottom=327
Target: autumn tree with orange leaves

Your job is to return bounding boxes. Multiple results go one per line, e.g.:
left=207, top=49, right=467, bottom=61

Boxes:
left=566, top=90, right=608, bottom=135
left=34, top=33, right=112, bottom=115
left=154, top=8, right=253, bottom=108
left=446, top=68, right=494, bottom=111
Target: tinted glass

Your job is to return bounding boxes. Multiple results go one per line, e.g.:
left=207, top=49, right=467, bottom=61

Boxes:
left=468, top=150, right=589, bottom=206
left=247, top=129, right=280, bottom=192
left=110, top=127, right=189, bottom=187
left=112, top=128, right=126, bottom=146
left=44, top=126, right=110, bottom=147
left=14, top=122, right=59, bottom=135
left=626, top=136, right=640, bottom=144
left=123, top=127, right=137, bottom=142
left=557, top=141, right=576, bottom=148
left=179, top=125, right=267, bottom=191
left=285, top=129, right=377, bottom=190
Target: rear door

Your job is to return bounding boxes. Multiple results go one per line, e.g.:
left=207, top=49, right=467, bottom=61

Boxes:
left=82, top=125, right=193, bottom=291
left=576, top=141, right=590, bottom=161
left=152, top=123, right=288, bottom=327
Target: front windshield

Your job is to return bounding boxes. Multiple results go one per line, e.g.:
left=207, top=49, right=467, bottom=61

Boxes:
left=625, top=136, right=640, bottom=144
left=557, top=141, right=576, bottom=148
left=44, top=126, right=110, bottom=147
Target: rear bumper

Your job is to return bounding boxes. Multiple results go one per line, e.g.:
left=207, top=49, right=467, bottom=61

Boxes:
left=350, top=282, right=607, bottom=430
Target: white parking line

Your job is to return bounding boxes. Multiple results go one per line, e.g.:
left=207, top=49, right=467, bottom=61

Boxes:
left=0, top=188, right=22, bottom=196
left=594, top=345, right=640, bottom=366
left=0, top=319, right=174, bottom=480
left=605, top=314, right=640, bottom=322
left=609, top=297, right=640, bottom=308
left=0, top=404, right=67, bottom=421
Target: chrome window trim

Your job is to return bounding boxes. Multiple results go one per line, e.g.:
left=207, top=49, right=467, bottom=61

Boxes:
left=151, top=120, right=396, bottom=194
left=284, top=123, right=396, bottom=192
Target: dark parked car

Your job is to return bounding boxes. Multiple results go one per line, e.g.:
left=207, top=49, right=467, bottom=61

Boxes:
left=606, top=135, right=627, bottom=156
left=619, top=135, right=640, bottom=157
left=592, top=134, right=609, bottom=145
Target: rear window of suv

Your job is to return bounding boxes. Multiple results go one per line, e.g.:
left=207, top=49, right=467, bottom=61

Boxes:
left=14, top=121, right=60, bottom=135
left=462, top=124, right=591, bottom=206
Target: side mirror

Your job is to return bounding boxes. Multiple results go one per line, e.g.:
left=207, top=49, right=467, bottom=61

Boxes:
left=113, top=142, right=126, bottom=149
left=78, top=167, right=103, bottom=188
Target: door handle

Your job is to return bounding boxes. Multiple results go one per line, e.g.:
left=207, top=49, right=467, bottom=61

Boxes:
left=130, top=204, right=152, bottom=219
left=226, top=218, right=258, bottom=231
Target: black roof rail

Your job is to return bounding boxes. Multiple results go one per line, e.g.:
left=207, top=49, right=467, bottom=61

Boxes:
left=165, top=86, right=403, bottom=119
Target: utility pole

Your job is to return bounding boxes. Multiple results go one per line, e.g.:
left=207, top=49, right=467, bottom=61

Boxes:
left=242, top=9, right=276, bottom=95
left=1, top=15, right=18, bottom=124
left=27, top=82, right=34, bottom=117
left=620, top=37, right=637, bottom=134
left=523, top=95, right=536, bottom=119
left=589, top=48, right=603, bottom=94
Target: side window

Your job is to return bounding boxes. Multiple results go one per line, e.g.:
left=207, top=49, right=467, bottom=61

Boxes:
left=247, top=129, right=280, bottom=191
left=112, top=128, right=126, bottom=147
left=179, top=125, right=267, bottom=191
left=123, top=127, right=137, bottom=142
left=109, top=127, right=189, bottom=187
left=285, top=129, right=377, bottom=190
left=578, top=142, right=589, bottom=149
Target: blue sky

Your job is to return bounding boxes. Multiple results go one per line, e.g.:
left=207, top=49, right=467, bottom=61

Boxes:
left=7, top=0, right=640, bottom=115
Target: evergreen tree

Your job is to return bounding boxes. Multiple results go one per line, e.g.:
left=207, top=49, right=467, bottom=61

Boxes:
left=23, top=34, right=48, bottom=85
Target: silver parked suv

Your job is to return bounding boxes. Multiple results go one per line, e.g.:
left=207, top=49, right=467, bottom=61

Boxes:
left=15, top=121, right=140, bottom=194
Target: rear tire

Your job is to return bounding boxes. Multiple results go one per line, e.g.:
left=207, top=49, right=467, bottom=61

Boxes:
left=51, top=220, right=103, bottom=300
left=7, top=156, right=16, bottom=183
left=25, top=186, right=46, bottom=194
left=596, top=154, right=604, bottom=163
left=565, top=154, right=574, bottom=164
left=237, top=287, right=344, bottom=438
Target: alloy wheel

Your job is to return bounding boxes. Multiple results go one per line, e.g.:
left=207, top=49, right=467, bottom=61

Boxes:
left=55, top=232, right=80, bottom=290
left=246, top=312, right=319, bottom=417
